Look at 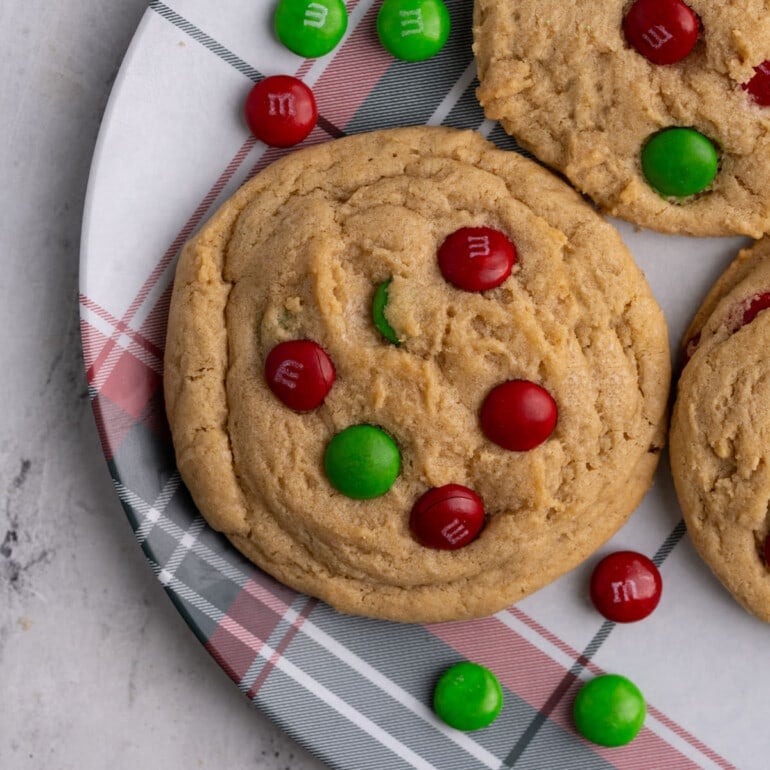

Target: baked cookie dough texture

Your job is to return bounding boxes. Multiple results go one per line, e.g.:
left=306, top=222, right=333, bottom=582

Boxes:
left=473, top=0, right=770, bottom=237
left=164, top=127, right=670, bottom=622
left=671, top=236, right=770, bottom=622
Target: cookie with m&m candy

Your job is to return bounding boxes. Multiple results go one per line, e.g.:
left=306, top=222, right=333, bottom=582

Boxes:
left=672, top=237, right=770, bottom=622
left=473, top=0, right=770, bottom=236
left=164, top=126, right=670, bottom=622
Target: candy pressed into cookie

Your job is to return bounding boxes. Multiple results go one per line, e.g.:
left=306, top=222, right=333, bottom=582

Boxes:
left=473, top=0, right=770, bottom=237
left=671, top=237, right=770, bottom=622
left=164, top=126, right=670, bottom=622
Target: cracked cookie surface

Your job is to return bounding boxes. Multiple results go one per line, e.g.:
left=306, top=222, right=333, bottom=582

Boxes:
left=671, top=236, right=770, bottom=622
left=473, top=0, right=770, bottom=237
left=164, top=126, right=670, bottom=622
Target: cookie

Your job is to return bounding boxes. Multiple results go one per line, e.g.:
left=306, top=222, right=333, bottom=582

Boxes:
left=473, top=0, right=770, bottom=237
left=164, top=126, right=671, bottom=623
left=671, top=236, right=770, bottom=621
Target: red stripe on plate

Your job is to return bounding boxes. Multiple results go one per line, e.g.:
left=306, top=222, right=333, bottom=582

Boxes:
left=134, top=282, right=173, bottom=354
left=507, top=607, right=603, bottom=677
left=80, top=294, right=163, bottom=366
left=247, top=597, right=318, bottom=698
left=99, top=346, right=162, bottom=419
left=205, top=576, right=296, bottom=684
left=310, top=3, right=392, bottom=129
left=645, top=707, right=737, bottom=770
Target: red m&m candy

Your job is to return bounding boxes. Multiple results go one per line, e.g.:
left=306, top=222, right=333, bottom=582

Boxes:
left=480, top=380, right=557, bottom=452
left=410, top=484, right=485, bottom=550
left=681, top=330, right=701, bottom=367
left=744, top=61, right=770, bottom=107
left=264, top=340, right=335, bottom=411
left=682, top=293, right=770, bottom=368
left=736, top=292, right=770, bottom=330
left=244, top=75, right=317, bottom=147
left=623, top=0, right=699, bottom=65
left=716, top=291, right=770, bottom=340
left=438, top=227, right=517, bottom=292
left=590, top=551, right=662, bottom=623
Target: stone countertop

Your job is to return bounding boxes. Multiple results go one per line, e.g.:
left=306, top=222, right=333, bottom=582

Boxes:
left=0, top=3, right=327, bottom=768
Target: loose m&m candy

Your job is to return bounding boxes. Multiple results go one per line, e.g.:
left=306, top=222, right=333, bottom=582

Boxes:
left=244, top=75, right=317, bottom=147
left=438, top=227, right=517, bottom=292
left=590, top=551, right=662, bottom=622
left=265, top=339, right=335, bottom=411
left=641, top=127, right=718, bottom=198
left=744, top=61, right=770, bottom=106
left=480, top=380, right=557, bottom=452
left=573, top=674, right=646, bottom=747
left=410, top=484, right=485, bottom=550
left=623, top=0, right=699, bottom=65
left=433, top=661, right=503, bottom=731
left=275, top=0, right=348, bottom=59
left=377, top=0, right=451, bottom=62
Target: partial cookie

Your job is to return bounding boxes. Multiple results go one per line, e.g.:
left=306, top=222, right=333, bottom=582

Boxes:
left=164, top=126, right=670, bottom=623
left=671, top=236, right=770, bottom=622
left=473, top=1, right=770, bottom=237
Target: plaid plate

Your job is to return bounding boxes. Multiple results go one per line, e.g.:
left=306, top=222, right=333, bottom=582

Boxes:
left=79, top=2, right=742, bottom=768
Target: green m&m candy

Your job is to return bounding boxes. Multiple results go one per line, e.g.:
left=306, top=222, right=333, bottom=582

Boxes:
left=377, top=0, right=451, bottom=62
left=324, top=425, right=400, bottom=499
left=372, top=279, right=400, bottom=345
left=275, top=0, right=348, bottom=58
left=573, top=674, right=646, bottom=747
left=433, top=662, right=504, bottom=731
left=641, top=127, right=719, bottom=198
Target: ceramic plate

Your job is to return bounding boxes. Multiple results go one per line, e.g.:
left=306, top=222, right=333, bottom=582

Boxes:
left=80, top=2, right=760, bottom=768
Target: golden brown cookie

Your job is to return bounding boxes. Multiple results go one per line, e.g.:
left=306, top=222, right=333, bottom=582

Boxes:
left=473, top=0, right=770, bottom=237
left=671, top=236, right=770, bottom=622
left=164, top=126, right=670, bottom=622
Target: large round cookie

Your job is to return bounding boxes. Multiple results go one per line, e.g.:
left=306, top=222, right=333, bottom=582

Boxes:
left=164, top=126, right=670, bottom=623
left=671, top=236, right=770, bottom=622
left=473, top=1, right=770, bottom=237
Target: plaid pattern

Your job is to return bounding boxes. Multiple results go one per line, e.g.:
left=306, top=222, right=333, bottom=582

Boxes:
left=79, top=2, right=739, bottom=768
